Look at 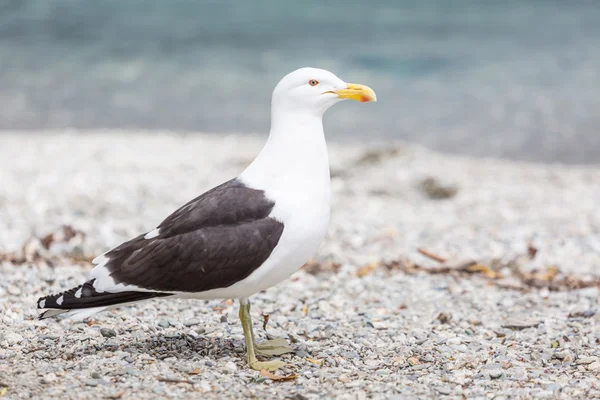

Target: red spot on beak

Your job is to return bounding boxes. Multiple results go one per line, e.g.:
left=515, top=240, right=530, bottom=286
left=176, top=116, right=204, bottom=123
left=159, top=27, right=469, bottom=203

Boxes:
left=361, top=95, right=370, bottom=102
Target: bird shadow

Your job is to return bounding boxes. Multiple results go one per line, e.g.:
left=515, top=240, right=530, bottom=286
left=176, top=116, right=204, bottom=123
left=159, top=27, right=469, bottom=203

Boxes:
left=117, top=332, right=244, bottom=361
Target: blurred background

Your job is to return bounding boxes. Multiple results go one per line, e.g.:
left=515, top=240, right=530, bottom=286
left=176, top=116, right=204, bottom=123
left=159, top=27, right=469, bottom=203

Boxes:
left=1, top=0, right=599, bottom=163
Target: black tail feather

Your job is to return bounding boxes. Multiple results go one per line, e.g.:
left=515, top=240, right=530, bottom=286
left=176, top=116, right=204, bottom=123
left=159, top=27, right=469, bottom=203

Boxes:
left=37, top=279, right=172, bottom=318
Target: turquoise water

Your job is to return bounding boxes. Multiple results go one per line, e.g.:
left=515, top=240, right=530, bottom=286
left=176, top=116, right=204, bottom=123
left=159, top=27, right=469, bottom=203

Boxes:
left=1, top=0, right=600, bottom=163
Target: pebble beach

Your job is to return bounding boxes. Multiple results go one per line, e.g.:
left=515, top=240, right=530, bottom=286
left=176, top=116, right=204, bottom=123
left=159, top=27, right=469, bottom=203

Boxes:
left=1, top=132, right=599, bottom=399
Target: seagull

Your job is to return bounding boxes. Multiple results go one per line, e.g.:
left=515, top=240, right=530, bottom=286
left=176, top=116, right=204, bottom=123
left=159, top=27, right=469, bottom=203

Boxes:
left=37, top=67, right=376, bottom=371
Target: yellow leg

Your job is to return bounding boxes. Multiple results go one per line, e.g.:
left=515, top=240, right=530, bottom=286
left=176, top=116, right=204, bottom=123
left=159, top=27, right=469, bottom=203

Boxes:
left=239, top=298, right=286, bottom=371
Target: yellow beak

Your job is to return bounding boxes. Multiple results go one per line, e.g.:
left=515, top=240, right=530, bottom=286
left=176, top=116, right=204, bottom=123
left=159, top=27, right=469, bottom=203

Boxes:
left=329, top=83, right=377, bottom=103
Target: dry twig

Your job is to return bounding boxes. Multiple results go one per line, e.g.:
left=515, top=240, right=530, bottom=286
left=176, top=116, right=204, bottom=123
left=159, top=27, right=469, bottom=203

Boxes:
left=417, top=248, right=447, bottom=263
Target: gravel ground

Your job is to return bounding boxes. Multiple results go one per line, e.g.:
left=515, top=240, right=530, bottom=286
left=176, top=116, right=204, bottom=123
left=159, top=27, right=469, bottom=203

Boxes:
left=1, top=132, right=599, bottom=399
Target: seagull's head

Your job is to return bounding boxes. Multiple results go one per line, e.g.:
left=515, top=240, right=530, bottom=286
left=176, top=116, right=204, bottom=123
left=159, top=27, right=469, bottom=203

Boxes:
left=272, top=67, right=376, bottom=116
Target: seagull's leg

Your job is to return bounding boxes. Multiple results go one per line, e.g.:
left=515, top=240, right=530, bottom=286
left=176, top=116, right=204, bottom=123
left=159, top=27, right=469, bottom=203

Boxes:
left=247, top=307, right=294, bottom=356
left=239, top=298, right=286, bottom=371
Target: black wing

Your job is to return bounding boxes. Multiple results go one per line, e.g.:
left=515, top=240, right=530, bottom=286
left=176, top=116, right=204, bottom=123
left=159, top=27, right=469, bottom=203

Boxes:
left=101, top=179, right=284, bottom=292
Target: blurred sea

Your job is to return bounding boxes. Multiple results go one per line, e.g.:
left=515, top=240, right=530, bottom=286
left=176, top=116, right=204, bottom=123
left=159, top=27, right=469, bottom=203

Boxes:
left=1, top=0, right=599, bottom=163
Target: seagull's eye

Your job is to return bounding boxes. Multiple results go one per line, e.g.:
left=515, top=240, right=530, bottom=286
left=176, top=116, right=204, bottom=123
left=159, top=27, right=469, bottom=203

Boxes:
left=308, top=79, right=319, bottom=86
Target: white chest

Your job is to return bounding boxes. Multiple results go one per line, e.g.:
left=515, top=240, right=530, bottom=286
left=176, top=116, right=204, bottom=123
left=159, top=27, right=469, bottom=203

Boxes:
left=210, top=113, right=332, bottom=298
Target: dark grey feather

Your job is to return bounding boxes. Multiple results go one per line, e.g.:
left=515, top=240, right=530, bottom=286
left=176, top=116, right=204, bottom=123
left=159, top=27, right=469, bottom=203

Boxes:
left=102, top=178, right=284, bottom=292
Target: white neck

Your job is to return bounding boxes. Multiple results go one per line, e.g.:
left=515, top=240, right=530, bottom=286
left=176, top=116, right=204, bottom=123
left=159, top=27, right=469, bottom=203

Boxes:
left=239, top=110, right=330, bottom=194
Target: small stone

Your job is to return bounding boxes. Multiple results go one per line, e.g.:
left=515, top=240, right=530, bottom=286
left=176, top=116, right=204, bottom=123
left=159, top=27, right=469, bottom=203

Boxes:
left=502, top=318, right=541, bottom=330
left=220, top=315, right=228, bottom=323
left=224, top=361, right=237, bottom=372
left=4, top=332, right=23, bottom=345
left=199, top=381, right=212, bottom=391
left=489, top=370, right=502, bottom=379
left=296, top=350, right=309, bottom=358
left=419, top=177, right=458, bottom=199
left=345, top=381, right=363, bottom=388
left=577, top=357, right=597, bottom=365
left=338, top=374, right=350, bottom=383
left=100, top=328, right=117, bottom=338
left=85, top=379, right=99, bottom=387
left=158, top=320, right=170, bottom=328
left=41, top=373, right=57, bottom=384
left=364, top=359, right=379, bottom=368
left=7, top=285, right=21, bottom=296
left=103, top=343, right=119, bottom=352
left=411, top=329, right=428, bottom=340
left=543, top=384, right=561, bottom=393
left=554, top=351, right=568, bottom=360
left=587, top=361, right=600, bottom=372
left=447, top=337, right=461, bottom=346
left=125, top=357, right=134, bottom=363
left=407, top=357, right=420, bottom=366
left=126, top=368, right=142, bottom=376
left=205, top=360, right=214, bottom=367
left=91, top=372, right=102, bottom=379
left=435, top=386, right=452, bottom=395
left=183, top=318, right=200, bottom=327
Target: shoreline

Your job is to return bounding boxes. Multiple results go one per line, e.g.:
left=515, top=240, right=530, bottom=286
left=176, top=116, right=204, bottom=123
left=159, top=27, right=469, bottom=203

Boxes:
left=1, top=129, right=599, bottom=168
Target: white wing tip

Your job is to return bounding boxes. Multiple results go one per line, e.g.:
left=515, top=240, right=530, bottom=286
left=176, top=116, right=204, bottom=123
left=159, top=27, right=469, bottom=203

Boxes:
left=92, top=255, right=109, bottom=266
left=144, top=228, right=160, bottom=240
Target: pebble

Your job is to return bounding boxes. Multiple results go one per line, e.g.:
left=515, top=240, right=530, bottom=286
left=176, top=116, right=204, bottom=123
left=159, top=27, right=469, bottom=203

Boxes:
left=554, top=351, right=568, bottom=360
left=296, top=350, right=309, bottom=358
left=489, top=370, right=503, bottom=379
left=41, top=373, right=57, bottom=384
left=576, top=357, right=597, bottom=365
left=3, top=332, right=23, bottom=345
left=224, top=362, right=237, bottom=373
left=364, top=359, right=379, bottom=368
left=502, top=318, right=542, bottom=330
left=158, top=320, right=170, bottom=328
left=587, top=362, right=600, bottom=372
left=407, top=357, right=420, bottom=366
left=100, top=328, right=117, bottom=338
left=435, top=386, right=452, bottom=395
left=7, top=285, right=21, bottom=296
left=183, top=318, right=200, bottom=327
left=447, top=337, right=462, bottom=346
left=126, top=369, right=142, bottom=376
